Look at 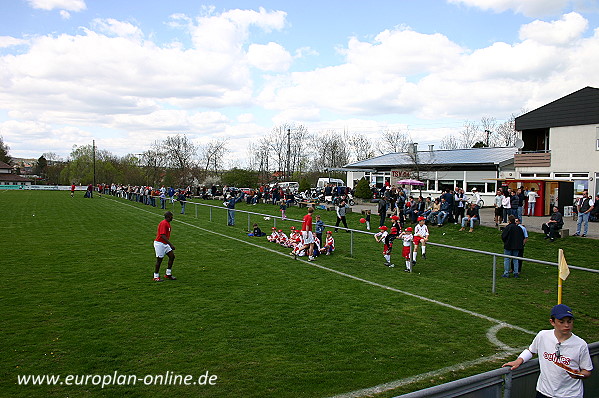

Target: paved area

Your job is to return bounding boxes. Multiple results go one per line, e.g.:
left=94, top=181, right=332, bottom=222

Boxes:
left=349, top=203, right=599, bottom=239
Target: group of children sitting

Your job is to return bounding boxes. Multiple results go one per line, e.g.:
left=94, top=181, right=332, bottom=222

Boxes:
left=266, top=226, right=335, bottom=258
left=374, top=215, right=429, bottom=272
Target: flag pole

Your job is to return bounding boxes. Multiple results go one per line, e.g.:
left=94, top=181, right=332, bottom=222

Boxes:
left=557, top=255, right=563, bottom=305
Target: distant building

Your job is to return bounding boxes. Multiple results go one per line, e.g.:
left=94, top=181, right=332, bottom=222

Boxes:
left=0, top=161, right=32, bottom=186
left=343, top=145, right=517, bottom=203
left=515, top=86, right=599, bottom=197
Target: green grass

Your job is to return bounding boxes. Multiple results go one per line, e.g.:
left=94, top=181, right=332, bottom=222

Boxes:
left=1, top=191, right=597, bottom=397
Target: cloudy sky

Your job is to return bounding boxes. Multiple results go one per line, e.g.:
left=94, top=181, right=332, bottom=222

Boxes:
left=1, top=0, right=598, bottom=165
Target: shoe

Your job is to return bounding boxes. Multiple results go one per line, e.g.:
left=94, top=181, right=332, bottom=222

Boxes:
left=469, top=228, right=473, bottom=233
left=544, top=235, right=550, bottom=240
left=514, top=273, right=520, bottom=278
left=404, top=268, right=411, bottom=272
left=326, top=252, right=330, bottom=255
left=422, top=253, right=426, bottom=260
left=550, top=238, right=555, bottom=242
left=164, top=274, right=177, bottom=280
left=412, top=261, right=416, bottom=267
left=153, top=277, right=163, bottom=282
left=495, top=223, right=498, bottom=227
left=308, top=256, right=315, bottom=261
left=388, top=263, right=395, bottom=268
left=459, top=227, right=465, bottom=231
left=502, top=273, right=509, bottom=278
left=582, top=234, right=586, bottom=237
left=573, top=233, right=580, bottom=236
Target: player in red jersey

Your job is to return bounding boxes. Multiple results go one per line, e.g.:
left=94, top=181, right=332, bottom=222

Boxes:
left=300, top=207, right=316, bottom=261
left=153, top=211, right=176, bottom=281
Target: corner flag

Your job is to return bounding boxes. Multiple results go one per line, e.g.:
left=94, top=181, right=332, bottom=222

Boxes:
left=558, top=249, right=570, bottom=280
left=557, top=249, right=570, bottom=304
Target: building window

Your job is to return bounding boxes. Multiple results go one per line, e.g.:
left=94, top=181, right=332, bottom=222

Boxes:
left=536, top=173, right=550, bottom=177
left=438, top=180, right=454, bottom=192
left=466, top=182, right=486, bottom=193
left=486, top=182, right=496, bottom=193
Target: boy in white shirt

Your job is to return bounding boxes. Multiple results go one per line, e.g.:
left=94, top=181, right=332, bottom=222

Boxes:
left=413, top=216, right=429, bottom=264
left=503, top=304, right=592, bottom=398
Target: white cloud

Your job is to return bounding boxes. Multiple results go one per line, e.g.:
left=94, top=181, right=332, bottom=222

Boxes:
left=0, top=36, right=29, bottom=48
left=26, top=0, right=86, bottom=12
left=91, top=18, right=144, bottom=40
left=59, top=10, right=70, bottom=19
left=259, top=12, right=599, bottom=122
left=447, top=0, right=574, bottom=17
left=519, top=12, right=588, bottom=45
left=247, top=42, right=292, bottom=71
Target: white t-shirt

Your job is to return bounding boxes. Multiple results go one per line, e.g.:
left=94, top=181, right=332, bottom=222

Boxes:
left=414, top=224, right=429, bottom=237
left=527, top=330, right=593, bottom=398
left=527, top=191, right=539, bottom=203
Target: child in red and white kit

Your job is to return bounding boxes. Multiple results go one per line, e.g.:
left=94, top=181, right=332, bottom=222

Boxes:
left=412, top=216, right=429, bottom=265
left=320, top=231, right=335, bottom=255
left=375, top=225, right=395, bottom=267
left=276, top=229, right=288, bottom=246
left=401, top=227, right=414, bottom=272
left=267, top=227, right=278, bottom=242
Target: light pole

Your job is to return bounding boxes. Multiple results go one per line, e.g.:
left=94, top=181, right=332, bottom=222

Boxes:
left=484, top=130, right=492, bottom=147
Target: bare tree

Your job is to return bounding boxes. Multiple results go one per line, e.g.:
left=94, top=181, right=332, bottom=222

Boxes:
left=347, top=132, right=375, bottom=161
left=493, top=112, right=521, bottom=147
left=199, top=138, right=228, bottom=177
left=440, top=134, right=460, bottom=150
left=313, top=130, right=350, bottom=171
left=379, top=128, right=411, bottom=154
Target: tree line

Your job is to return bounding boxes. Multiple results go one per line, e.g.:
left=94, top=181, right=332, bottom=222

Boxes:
left=2, top=115, right=519, bottom=187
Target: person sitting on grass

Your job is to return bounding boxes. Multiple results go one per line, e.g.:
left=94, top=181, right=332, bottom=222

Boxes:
left=320, top=231, right=335, bottom=255
left=247, top=223, right=266, bottom=237
left=459, top=202, right=480, bottom=232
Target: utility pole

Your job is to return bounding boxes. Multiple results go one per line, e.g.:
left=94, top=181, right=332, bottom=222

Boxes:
left=92, top=139, right=96, bottom=189
left=484, top=130, right=491, bottom=147
left=286, top=128, right=291, bottom=179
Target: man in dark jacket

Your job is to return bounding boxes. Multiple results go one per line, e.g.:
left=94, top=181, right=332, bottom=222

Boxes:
left=541, top=206, right=564, bottom=242
left=501, top=215, right=525, bottom=278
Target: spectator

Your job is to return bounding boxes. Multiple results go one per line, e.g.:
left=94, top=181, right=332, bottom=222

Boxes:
left=177, top=190, right=187, bottom=214
left=510, top=190, right=519, bottom=217
left=494, top=190, right=504, bottom=226
left=591, top=194, right=599, bottom=222
left=501, top=215, right=525, bottom=278
left=376, top=197, right=387, bottom=227
left=334, top=200, right=350, bottom=232
left=573, top=190, right=594, bottom=237
left=542, top=206, right=564, bottom=242
left=514, top=218, right=528, bottom=273
left=315, top=214, right=325, bottom=243
left=225, top=194, right=241, bottom=226
left=459, top=202, right=479, bottom=232
left=501, top=191, right=511, bottom=223
left=427, top=198, right=441, bottom=224
left=454, top=188, right=466, bottom=225
left=517, top=187, right=526, bottom=220
left=437, top=197, right=451, bottom=226
left=526, top=187, right=539, bottom=216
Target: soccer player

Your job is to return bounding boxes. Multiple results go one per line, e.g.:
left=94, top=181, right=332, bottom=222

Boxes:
left=320, top=231, right=335, bottom=255
left=375, top=225, right=394, bottom=267
left=301, top=207, right=316, bottom=261
left=401, top=227, right=414, bottom=272
left=153, top=211, right=176, bottom=281
left=503, top=304, right=592, bottom=398
left=70, top=183, right=75, bottom=198
left=413, top=216, right=429, bottom=264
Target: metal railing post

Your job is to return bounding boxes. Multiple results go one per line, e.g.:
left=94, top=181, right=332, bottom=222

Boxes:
left=209, top=207, right=212, bottom=222
left=248, top=212, right=251, bottom=231
left=195, top=203, right=198, bottom=218
left=350, top=230, right=353, bottom=257
left=492, top=255, right=497, bottom=294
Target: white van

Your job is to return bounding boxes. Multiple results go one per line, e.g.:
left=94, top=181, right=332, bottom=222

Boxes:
left=317, top=178, right=345, bottom=188
left=273, top=181, right=299, bottom=192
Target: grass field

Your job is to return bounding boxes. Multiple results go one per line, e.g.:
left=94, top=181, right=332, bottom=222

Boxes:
left=2, top=190, right=597, bottom=397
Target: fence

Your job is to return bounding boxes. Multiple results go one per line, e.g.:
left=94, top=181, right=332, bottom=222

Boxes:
left=158, top=198, right=599, bottom=292
left=395, top=341, right=599, bottom=398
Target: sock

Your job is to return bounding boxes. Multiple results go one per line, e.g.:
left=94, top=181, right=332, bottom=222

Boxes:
left=405, top=260, right=411, bottom=269
left=384, top=254, right=390, bottom=263
left=412, top=252, right=417, bottom=261
left=422, top=246, right=426, bottom=255
left=166, top=269, right=172, bottom=275
left=154, top=272, right=159, bottom=278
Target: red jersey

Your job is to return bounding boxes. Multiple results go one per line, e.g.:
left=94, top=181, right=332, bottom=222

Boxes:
left=302, top=214, right=313, bottom=231
left=71, top=184, right=75, bottom=192
left=155, top=219, right=171, bottom=243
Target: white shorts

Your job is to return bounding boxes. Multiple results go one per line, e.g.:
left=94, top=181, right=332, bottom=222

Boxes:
left=301, top=230, right=314, bottom=244
left=154, top=241, right=172, bottom=258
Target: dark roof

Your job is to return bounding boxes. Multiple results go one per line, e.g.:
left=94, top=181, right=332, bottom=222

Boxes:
left=344, top=147, right=517, bottom=169
left=515, top=86, right=599, bottom=130
left=0, top=173, right=32, bottom=182
left=0, top=161, right=11, bottom=169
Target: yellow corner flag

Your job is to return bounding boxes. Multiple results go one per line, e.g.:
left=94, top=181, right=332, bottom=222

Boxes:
left=558, top=249, right=570, bottom=280
left=557, top=249, right=570, bottom=304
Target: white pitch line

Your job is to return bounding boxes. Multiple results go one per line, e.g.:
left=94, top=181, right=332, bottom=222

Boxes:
left=108, top=198, right=534, bottom=396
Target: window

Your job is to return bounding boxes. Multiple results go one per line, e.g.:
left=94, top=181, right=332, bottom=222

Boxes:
left=438, top=180, right=454, bottom=192
left=486, top=182, right=496, bottom=193
left=466, top=182, right=486, bottom=192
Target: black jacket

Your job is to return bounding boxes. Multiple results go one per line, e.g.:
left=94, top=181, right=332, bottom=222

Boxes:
left=502, top=222, right=525, bottom=250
